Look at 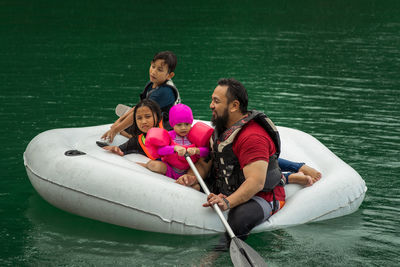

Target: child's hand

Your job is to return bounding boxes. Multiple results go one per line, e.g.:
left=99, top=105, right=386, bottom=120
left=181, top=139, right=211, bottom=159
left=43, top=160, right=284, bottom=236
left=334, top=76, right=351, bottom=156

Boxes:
left=174, top=145, right=186, bottom=156
left=103, top=146, right=124, bottom=156
left=101, top=129, right=118, bottom=143
left=187, top=147, right=199, bottom=156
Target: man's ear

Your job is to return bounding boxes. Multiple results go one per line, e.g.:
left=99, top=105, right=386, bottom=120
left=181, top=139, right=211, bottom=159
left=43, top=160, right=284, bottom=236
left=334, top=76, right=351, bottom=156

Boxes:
left=230, top=100, right=240, bottom=112
left=167, top=72, right=175, bottom=80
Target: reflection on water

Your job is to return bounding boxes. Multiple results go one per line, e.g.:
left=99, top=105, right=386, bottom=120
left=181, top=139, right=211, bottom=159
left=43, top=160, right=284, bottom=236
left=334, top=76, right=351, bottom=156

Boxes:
left=1, top=0, right=400, bottom=266
left=23, top=195, right=223, bottom=266
left=263, top=214, right=367, bottom=266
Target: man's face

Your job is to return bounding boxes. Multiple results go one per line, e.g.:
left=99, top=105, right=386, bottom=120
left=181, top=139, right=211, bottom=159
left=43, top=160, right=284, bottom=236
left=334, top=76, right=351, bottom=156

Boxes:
left=210, top=85, right=230, bottom=131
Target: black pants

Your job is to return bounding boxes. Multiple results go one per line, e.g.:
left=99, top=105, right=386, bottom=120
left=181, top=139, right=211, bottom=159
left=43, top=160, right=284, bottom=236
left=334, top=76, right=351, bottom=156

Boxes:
left=215, top=197, right=273, bottom=251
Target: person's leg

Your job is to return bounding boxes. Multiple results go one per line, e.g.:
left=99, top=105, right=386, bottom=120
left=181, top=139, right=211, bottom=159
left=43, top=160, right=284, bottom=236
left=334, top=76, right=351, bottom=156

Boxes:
left=214, top=197, right=272, bottom=251
left=288, top=172, right=313, bottom=186
left=279, top=158, right=322, bottom=183
left=278, top=158, right=305, bottom=173
left=283, top=172, right=291, bottom=184
left=146, top=160, right=167, bottom=175
left=298, top=164, right=322, bottom=182
left=167, top=167, right=186, bottom=180
left=120, top=130, right=132, bottom=139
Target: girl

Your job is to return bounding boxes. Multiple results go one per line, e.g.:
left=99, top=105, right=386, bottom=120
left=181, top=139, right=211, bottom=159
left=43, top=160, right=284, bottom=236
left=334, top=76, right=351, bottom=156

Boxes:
left=144, top=104, right=213, bottom=179
left=102, top=99, right=163, bottom=157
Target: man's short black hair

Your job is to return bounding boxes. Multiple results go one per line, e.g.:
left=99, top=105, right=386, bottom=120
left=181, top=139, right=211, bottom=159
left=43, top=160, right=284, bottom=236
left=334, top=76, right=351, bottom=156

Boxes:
left=217, top=78, right=248, bottom=113
left=152, top=51, right=177, bottom=73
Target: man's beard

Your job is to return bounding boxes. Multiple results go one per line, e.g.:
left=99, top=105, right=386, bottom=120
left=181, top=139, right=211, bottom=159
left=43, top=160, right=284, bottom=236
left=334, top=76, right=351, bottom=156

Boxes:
left=211, top=108, right=229, bottom=135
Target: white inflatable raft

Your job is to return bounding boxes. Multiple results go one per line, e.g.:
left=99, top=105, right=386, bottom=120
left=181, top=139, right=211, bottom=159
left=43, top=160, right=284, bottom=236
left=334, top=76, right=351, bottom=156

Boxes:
left=23, top=122, right=367, bottom=235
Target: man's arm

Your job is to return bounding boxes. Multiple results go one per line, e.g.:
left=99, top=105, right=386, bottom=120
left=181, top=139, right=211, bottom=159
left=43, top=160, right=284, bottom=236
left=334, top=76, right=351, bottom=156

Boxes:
left=203, top=160, right=268, bottom=211
left=226, top=160, right=267, bottom=208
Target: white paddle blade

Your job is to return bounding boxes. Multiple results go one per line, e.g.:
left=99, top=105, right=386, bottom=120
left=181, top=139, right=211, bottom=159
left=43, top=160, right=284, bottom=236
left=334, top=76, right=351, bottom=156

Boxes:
left=115, top=104, right=131, bottom=117
left=230, top=237, right=267, bottom=267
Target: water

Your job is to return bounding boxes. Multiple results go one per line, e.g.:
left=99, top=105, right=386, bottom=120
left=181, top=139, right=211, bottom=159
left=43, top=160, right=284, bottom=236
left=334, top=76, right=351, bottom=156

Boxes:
left=1, top=0, right=399, bottom=266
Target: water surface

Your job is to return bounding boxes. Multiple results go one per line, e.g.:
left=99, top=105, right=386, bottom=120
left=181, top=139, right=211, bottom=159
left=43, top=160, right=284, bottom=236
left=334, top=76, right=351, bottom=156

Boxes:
left=1, top=0, right=399, bottom=266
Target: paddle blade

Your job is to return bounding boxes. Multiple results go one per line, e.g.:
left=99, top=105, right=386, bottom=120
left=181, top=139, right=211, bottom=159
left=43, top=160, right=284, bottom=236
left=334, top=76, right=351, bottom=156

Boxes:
left=230, top=237, right=267, bottom=267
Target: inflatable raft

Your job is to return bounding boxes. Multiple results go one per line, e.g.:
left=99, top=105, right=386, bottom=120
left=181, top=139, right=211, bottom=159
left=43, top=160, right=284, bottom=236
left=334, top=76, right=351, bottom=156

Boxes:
left=23, top=121, right=367, bottom=235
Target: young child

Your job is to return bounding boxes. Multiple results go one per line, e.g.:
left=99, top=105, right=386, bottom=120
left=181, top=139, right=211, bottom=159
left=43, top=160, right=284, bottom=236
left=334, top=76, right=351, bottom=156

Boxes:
left=101, top=51, right=181, bottom=143
left=144, top=104, right=213, bottom=179
left=101, top=99, right=163, bottom=158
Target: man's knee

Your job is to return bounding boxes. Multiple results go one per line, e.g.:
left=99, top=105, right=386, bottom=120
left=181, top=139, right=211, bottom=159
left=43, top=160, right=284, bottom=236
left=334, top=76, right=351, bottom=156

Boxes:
left=227, top=199, right=265, bottom=239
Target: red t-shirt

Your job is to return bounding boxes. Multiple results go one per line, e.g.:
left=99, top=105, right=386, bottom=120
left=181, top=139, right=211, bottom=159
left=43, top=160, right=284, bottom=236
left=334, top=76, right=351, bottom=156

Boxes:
left=232, top=121, right=285, bottom=202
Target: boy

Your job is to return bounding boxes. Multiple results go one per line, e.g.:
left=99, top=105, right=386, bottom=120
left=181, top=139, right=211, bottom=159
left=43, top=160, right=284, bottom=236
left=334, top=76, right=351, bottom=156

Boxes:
left=101, top=51, right=181, bottom=142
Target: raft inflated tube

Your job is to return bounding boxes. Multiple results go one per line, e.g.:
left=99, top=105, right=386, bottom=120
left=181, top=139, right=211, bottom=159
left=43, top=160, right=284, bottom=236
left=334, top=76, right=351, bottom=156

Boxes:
left=23, top=122, right=367, bottom=235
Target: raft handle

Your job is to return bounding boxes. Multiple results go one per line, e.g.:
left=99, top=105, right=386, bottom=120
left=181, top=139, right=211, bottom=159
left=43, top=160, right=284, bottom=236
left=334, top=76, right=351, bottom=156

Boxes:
left=65, top=150, right=86, bottom=156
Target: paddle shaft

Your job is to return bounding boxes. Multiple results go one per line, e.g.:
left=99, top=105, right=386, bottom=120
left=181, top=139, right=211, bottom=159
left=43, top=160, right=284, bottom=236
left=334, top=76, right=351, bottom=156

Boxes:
left=184, top=154, right=235, bottom=238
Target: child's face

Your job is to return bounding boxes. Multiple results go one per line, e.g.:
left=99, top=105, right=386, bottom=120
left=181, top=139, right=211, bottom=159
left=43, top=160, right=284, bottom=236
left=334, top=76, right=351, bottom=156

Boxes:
left=149, top=59, right=174, bottom=87
left=135, top=106, right=155, bottom=133
left=173, top=123, right=192, bottom=137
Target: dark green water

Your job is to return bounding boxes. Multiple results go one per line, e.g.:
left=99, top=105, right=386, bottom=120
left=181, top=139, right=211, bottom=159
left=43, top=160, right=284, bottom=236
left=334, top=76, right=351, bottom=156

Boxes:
left=1, top=0, right=399, bottom=266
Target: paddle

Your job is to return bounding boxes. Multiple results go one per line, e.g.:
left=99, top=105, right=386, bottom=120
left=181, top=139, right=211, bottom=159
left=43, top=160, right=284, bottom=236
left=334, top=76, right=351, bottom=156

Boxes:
left=115, top=103, right=131, bottom=117
left=184, top=153, right=267, bottom=267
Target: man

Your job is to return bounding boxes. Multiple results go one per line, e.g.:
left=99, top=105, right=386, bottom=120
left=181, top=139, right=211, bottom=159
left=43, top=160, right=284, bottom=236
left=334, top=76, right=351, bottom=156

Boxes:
left=177, top=78, right=285, bottom=249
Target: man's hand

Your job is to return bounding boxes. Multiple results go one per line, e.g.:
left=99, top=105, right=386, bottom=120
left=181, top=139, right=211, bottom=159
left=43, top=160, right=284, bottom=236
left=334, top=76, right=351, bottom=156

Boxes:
left=203, top=193, right=230, bottom=211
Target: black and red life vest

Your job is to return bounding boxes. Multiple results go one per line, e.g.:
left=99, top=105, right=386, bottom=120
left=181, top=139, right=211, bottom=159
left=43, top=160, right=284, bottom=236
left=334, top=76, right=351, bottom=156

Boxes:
left=209, top=110, right=282, bottom=196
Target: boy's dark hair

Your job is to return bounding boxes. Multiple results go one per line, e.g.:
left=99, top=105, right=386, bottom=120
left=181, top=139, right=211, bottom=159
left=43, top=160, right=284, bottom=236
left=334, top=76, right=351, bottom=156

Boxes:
left=218, top=78, right=248, bottom=113
left=132, top=99, right=162, bottom=136
left=152, top=51, right=177, bottom=73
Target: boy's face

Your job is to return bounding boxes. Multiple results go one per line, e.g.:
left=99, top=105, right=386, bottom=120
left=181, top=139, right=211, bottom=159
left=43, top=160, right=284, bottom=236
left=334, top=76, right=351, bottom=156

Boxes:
left=149, top=59, right=174, bottom=87
left=173, top=123, right=192, bottom=137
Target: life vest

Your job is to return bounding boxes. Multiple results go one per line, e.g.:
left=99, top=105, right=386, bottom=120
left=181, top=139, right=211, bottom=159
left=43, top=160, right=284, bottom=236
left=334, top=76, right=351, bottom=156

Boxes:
left=140, top=80, right=181, bottom=130
left=209, top=110, right=282, bottom=196
left=137, top=121, right=164, bottom=160
left=145, top=122, right=214, bottom=170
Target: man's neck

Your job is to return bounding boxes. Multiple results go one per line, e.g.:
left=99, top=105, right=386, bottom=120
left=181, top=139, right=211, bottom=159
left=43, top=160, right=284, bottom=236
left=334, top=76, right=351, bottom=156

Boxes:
left=226, top=112, right=247, bottom=129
